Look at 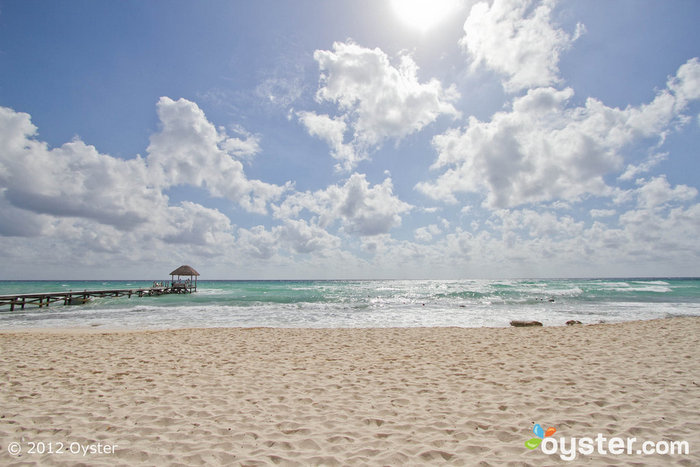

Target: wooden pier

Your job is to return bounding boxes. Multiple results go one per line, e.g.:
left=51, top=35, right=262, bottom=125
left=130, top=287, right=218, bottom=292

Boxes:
left=1, top=265, right=200, bottom=312
left=0, top=284, right=195, bottom=312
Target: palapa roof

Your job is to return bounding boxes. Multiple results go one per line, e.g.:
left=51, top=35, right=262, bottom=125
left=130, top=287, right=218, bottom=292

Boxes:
left=169, top=265, right=200, bottom=276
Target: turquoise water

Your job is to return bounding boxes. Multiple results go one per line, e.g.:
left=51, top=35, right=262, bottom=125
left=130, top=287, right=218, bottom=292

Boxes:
left=1, top=278, right=699, bottom=329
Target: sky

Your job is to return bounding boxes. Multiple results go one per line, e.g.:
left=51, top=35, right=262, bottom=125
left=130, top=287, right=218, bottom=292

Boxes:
left=0, top=0, right=699, bottom=280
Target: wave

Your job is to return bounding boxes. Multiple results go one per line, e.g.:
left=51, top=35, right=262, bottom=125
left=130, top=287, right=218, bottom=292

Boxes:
left=608, top=286, right=672, bottom=293
left=2, top=278, right=699, bottom=330
left=548, top=287, right=584, bottom=297
left=196, top=288, right=230, bottom=296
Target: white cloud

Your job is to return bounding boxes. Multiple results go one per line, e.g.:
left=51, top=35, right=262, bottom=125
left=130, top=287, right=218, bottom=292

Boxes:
left=0, top=106, right=161, bottom=232
left=297, top=111, right=346, bottom=148
left=619, top=152, right=668, bottom=181
left=276, top=219, right=341, bottom=255
left=417, top=58, right=700, bottom=209
left=462, top=0, right=583, bottom=92
left=256, top=77, right=303, bottom=108
left=161, top=201, right=236, bottom=247
left=418, top=87, right=619, bottom=207
left=414, top=224, right=442, bottom=242
left=634, top=176, right=697, bottom=210
left=0, top=195, right=48, bottom=237
left=335, top=174, right=412, bottom=236
left=590, top=209, right=616, bottom=218
left=0, top=99, right=284, bottom=267
left=668, top=57, right=700, bottom=105
left=221, top=124, right=261, bottom=161
left=236, top=225, right=280, bottom=260
left=254, top=59, right=307, bottom=110
left=296, top=111, right=357, bottom=167
left=612, top=203, right=700, bottom=269
left=234, top=219, right=342, bottom=260
left=306, top=41, right=459, bottom=170
left=147, top=97, right=288, bottom=214
left=504, top=209, right=584, bottom=240
left=275, top=173, right=412, bottom=237
left=367, top=198, right=700, bottom=277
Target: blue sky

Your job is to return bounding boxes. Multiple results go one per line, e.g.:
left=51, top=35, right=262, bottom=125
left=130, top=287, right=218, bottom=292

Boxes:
left=0, top=0, right=698, bottom=279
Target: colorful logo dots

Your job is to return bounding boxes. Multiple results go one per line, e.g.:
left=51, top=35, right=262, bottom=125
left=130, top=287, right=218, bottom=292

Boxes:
left=525, top=423, right=556, bottom=449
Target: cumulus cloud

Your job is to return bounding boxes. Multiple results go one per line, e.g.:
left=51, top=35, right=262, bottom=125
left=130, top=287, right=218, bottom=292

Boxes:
left=486, top=178, right=699, bottom=271
left=417, top=58, right=700, bottom=209
left=147, top=97, right=288, bottom=213
left=619, top=152, right=668, bottom=181
left=302, top=41, right=459, bottom=170
left=371, top=191, right=699, bottom=277
left=489, top=208, right=584, bottom=240
left=418, top=87, right=620, bottom=207
left=414, top=224, right=442, bottom=242
left=296, top=111, right=356, bottom=167
left=236, top=225, right=280, bottom=260
left=234, top=219, right=342, bottom=260
left=462, top=0, right=583, bottom=92
left=276, top=219, right=342, bottom=255
left=0, top=195, right=49, bottom=237
left=668, top=57, right=700, bottom=105
left=0, top=99, right=285, bottom=265
left=0, top=106, right=161, bottom=233
left=633, top=176, right=697, bottom=210
left=590, top=209, right=616, bottom=218
left=161, top=201, right=236, bottom=247
left=275, top=173, right=412, bottom=237
left=221, top=124, right=262, bottom=161
left=296, top=111, right=346, bottom=148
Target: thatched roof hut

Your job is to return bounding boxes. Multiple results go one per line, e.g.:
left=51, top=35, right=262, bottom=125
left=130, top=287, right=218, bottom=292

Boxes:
left=170, top=265, right=199, bottom=291
left=170, top=265, right=200, bottom=277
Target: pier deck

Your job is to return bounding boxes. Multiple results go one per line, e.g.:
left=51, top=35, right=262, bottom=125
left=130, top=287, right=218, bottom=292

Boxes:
left=0, top=284, right=195, bottom=311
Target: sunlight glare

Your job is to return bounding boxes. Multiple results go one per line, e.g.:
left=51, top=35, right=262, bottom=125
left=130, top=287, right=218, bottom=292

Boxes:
left=391, top=0, right=461, bottom=33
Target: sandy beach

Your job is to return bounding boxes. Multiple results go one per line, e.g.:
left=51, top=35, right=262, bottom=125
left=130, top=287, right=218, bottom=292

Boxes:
left=1, top=318, right=698, bottom=465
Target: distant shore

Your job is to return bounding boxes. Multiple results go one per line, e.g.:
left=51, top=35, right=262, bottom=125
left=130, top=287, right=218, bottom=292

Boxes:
left=2, top=318, right=699, bottom=465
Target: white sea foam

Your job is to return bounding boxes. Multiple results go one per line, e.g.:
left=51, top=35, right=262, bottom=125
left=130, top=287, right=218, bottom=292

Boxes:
left=610, top=286, right=672, bottom=293
left=196, top=288, right=229, bottom=296
left=1, top=279, right=698, bottom=330
left=632, top=280, right=670, bottom=286
left=548, top=286, right=584, bottom=297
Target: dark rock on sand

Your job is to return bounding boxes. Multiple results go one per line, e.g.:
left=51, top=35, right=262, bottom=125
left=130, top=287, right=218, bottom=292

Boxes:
left=510, top=320, right=543, bottom=327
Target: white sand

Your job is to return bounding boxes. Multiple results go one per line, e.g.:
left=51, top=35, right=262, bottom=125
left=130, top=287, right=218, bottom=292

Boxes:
left=1, top=318, right=699, bottom=465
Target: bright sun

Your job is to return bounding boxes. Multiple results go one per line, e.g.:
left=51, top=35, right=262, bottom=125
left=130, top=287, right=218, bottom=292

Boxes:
left=391, top=0, right=462, bottom=33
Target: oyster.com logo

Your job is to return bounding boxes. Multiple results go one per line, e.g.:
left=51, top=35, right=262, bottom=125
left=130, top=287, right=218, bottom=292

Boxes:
left=525, top=423, right=556, bottom=450
left=523, top=422, right=690, bottom=461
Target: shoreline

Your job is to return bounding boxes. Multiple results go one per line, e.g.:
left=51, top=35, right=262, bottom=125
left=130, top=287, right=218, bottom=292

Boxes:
left=2, top=317, right=699, bottom=465
left=0, top=321, right=613, bottom=334
left=2, top=278, right=698, bottom=330
left=1, top=315, right=696, bottom=335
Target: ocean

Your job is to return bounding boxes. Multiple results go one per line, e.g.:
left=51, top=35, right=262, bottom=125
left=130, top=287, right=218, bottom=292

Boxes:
left=1, top=278, right=699, bottom=330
